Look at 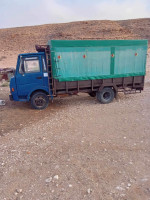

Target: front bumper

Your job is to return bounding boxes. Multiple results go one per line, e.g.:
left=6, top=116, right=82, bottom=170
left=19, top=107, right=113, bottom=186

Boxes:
left=9, top=94, right=13, bottom=101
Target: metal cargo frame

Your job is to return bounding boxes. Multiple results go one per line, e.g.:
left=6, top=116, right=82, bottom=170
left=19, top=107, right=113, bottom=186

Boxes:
left=53, top=76, right=144, bottom=95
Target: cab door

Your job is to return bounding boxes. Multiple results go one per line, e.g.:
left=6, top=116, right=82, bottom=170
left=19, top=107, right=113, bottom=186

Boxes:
left=16, top=55, right=43, bottom=100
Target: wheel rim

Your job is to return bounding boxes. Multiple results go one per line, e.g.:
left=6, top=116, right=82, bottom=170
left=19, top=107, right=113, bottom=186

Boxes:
left=34, top=96, right=46, bottom=108
left=103, top=92, right=111, bottom=100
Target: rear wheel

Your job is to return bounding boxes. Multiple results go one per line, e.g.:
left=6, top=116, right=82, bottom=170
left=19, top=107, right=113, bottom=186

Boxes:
left=88, top=92, right=96, bottom=97
left=96, top=87, right=114, bottom=104
left=31, top=92, right=49, bottom=110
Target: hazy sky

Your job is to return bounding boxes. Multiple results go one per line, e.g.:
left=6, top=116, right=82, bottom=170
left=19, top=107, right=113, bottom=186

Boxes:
left=0, top=0, right=150, bottom=29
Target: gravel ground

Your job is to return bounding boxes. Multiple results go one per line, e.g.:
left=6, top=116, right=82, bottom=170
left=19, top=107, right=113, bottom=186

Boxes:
left=0, top=55, right=150, bottom=200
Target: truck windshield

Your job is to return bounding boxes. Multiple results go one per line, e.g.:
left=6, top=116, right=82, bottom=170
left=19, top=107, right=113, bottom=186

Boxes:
left=19, top=57, right=40, bottom=74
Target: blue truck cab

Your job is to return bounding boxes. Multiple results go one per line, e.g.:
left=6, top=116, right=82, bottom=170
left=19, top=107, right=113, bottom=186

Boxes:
left=10, top=52, right=51, bottom=109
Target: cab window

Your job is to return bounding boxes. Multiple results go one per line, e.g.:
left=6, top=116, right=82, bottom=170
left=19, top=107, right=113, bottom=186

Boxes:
left=19, top=57, right=40, bottom=73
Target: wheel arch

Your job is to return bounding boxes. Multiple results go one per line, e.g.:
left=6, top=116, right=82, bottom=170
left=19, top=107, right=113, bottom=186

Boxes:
left=99, top=84, right=118, bottom=92
left=98, top=84, right=118, bottom=96
left=28, top=88, right=49, bottom=101
left=98, top=83, right=119, bottom=99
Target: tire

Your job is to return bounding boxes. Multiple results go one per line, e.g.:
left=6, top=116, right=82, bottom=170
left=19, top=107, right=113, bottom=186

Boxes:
left=31, top=92, right=49, bottom=110
left=96, top=87, right=114, bottom=104
left=88, top=92, right=96, bottom=97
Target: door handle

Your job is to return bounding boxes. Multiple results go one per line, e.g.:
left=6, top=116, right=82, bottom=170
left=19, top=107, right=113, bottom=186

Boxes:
left=36, top=76, right=42, bottom=79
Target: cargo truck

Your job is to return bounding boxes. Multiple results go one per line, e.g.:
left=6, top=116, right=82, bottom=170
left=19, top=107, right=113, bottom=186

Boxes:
left=9, top=40, right=148, bottom=109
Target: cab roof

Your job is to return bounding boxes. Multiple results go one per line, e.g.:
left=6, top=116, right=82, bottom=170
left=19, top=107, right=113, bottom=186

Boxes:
left=19, top=52, right=45, bottom=57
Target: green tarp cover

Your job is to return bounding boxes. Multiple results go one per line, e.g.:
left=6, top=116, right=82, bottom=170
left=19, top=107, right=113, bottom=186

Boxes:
left=48, top=40, right=148, bottom=82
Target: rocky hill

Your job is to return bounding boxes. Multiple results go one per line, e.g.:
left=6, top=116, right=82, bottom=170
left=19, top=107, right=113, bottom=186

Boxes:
left=118, top=18, right=150, bottom=44
left=0, top=19, right=149, bottom=68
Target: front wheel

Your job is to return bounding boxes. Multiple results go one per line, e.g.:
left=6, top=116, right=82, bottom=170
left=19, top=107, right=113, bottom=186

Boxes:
left=31, top=92, right=49, bottom=110
left=96, top=87, right=115, bottom=104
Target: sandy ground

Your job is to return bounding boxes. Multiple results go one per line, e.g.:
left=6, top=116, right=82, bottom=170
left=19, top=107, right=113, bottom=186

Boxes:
left=0, top=55, right=150, bottom=200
